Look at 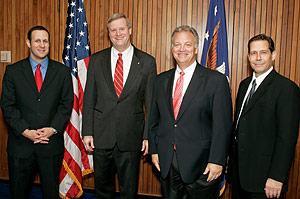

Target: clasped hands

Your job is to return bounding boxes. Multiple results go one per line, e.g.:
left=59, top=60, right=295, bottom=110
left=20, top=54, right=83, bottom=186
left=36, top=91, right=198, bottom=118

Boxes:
left=22, top=127, right=55, bottom=144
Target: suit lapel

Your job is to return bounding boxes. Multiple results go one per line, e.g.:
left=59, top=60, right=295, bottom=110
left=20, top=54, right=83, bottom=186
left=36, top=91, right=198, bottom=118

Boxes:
left=242, top=70, right=276, bottom=115
left=235, top=77, right=252, bottom=121
left=101, top=48, right=117, bottom=97
left=165, top=69, right=176, bottom=119
left=22, top=58, right=40, bottom=95
left=39, top=60, right=57, bottom=94
left=120, top=48, right=141, bottom=98
left=176, top=64, right=203, bottom=121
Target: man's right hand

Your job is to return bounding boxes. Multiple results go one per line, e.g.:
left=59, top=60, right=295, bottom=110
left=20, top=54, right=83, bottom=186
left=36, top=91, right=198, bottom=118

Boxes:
left=83, top=136, right=95, bottom=152
left=22, top=129, right=49, bottom=144
left=151, top=154, right=160, bottom=171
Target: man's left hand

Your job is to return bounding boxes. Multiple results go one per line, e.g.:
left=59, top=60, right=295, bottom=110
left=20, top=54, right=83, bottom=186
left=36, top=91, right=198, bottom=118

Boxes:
left=265, top=178, right=283, bottom=198
left=141, top=140, right=148, bottom=156
left=203, top=163, right=223, bottom=182
left=36, top=127, right=55, bottom=139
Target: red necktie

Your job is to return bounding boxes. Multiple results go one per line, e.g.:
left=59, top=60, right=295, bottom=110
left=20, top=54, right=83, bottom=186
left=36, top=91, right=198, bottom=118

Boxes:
left=173, top=71, right=185, bottom=120
left=35, top=64, right=43, bottom=92
left=114, top=53, right=123, bottom=98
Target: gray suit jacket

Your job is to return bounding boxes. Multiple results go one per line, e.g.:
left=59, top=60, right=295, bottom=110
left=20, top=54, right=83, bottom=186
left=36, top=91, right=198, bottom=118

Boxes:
left=82, top=46, right=157, bottom=151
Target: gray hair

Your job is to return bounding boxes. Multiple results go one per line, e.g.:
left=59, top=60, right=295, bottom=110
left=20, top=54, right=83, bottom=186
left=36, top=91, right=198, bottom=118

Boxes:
left=171, top=25, right=199, bottom=48
left=106, top=13, right=132, bottom=30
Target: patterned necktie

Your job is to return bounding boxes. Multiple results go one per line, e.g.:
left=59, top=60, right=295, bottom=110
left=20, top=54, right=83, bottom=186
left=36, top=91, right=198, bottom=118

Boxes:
left=245, top=79, right=257, bottom=106
left=114, top=53, right=123, bottom=98
left=35, top=64, right=43, bottom=92
left=173, top=71, right=185, bottom=120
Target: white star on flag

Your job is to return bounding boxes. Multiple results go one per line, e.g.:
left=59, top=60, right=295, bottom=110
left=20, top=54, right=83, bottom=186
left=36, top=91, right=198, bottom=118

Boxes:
left=205, top=31, right=209, bottom=40
left=79, top=31, right=85, bottom=36
left=214, top=6, right=218, bottom=16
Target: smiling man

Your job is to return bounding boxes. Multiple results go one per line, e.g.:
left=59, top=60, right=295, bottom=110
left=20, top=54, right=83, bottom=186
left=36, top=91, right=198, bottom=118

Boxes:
left=1, top=26, right=73, bottom=199
left=82, top=13, right=157, bottom=199
left=148, top=25, right=232, bottom=199
left=230, top=34, right=300, bottom=199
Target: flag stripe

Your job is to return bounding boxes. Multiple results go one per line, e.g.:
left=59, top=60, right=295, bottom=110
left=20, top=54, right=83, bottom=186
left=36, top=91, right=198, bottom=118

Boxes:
left=59, top=0, right=93, bottom=198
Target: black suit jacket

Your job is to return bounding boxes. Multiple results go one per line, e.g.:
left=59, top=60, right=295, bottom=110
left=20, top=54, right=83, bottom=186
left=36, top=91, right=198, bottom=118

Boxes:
left=82, top=46, right=157, bottom=151
left=1, top=57, right=74, bottom=158
left=232, top=69, right=300, bottom=192
left=148, top=63, right=232, bottom=183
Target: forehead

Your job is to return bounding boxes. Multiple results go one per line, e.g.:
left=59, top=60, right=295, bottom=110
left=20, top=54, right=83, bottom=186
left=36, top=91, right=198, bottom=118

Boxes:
left=31, top=30, right=49, bottom=40
left=108, top=18, right=127, bottom=29
left=249, top=40, right=269, bottom=51
left=173, top=31, right=195, bottom=43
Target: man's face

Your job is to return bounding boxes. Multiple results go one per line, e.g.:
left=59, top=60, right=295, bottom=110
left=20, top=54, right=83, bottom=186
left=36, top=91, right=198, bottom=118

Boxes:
left=26, top=30, right=50, bottom=63
left=248, top=40, right=276, bottom=77
left=108, top=18, right=132, bottom=52
left=172, top=31, right=198, bottom=70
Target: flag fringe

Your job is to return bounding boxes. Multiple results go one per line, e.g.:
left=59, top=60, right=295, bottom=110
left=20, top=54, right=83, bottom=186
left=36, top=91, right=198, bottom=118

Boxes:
left=60, top=159, right=93, bottom=198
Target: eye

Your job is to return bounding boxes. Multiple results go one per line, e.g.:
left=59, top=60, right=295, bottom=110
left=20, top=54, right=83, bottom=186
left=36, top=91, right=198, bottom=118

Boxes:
left=261, top=51, right=267, bottom=55
left=250, top=52, right=256, bottom=56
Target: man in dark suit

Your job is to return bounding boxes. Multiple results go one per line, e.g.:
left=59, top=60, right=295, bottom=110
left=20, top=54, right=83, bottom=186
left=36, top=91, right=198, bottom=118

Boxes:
left=230, top=34, right=300, bottom=199
left=0, top=26, right=73, bottom=199
left=148, top=25, right=232, bottom=199
left=82, top=13, right=157, bottom=199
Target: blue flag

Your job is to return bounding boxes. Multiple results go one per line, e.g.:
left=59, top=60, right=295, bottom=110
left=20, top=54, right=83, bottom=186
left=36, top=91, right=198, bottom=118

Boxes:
left=201, top=0, right=229, bottom=79
left=200, top=0, right=229, bottom=196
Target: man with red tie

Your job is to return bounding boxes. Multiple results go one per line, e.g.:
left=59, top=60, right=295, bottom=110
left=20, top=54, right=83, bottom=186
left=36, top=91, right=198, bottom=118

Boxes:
left=82, top=13, right=157, bottom=198
left=148, top=25, right=232, bottom=199
left=1, top=26, right=73, bottom=199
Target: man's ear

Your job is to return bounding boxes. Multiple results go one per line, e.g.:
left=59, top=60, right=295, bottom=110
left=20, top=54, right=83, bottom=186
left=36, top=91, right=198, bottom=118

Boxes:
left=26, top=39, right=31, bottom=48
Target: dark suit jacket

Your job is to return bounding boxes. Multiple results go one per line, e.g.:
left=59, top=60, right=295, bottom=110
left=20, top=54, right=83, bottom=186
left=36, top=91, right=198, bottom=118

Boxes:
left=1, top=57, right=74, bottom=158
left=82, top=46, right=157, bottom=151
left=148, top=63, right=232, bottom=183
left=232, top=69, right=300, bottom=192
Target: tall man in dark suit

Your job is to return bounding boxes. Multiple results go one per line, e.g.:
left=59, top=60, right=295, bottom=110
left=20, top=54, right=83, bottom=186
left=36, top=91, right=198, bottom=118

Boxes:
left=82, top=13, right=157, bottom=199
left=1, top=26, right=74, bottom=199
left=148, top=25, right=232, bottom=199
left=230, top=34, right=300, bottom=199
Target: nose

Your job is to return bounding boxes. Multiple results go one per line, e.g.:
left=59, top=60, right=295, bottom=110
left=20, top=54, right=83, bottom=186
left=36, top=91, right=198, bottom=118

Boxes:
left=40, top=42, right=45, bottom=47
left=179, top=45, right=185, bottom=51
left=256, top=53, right=262, bottom=60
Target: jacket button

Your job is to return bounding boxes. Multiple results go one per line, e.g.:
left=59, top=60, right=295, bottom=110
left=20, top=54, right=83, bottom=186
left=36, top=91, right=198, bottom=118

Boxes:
left=174, top=124, right=177, bottom=128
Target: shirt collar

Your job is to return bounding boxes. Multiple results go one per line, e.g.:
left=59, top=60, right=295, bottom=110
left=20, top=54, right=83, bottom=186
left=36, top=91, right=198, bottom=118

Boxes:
left=176, top=61, right=197, bottom=75
left=112, top=44, right=133, bottom=58
left=29, top=56, right=49, bottom=70
left=251, top=66, right=273, bottom=86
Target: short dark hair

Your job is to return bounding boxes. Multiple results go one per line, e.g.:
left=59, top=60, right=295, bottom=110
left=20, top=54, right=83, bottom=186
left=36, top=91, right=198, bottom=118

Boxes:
left=27, top=26, right=50, bottom=42
left=248, top=34, right=275, bottom=53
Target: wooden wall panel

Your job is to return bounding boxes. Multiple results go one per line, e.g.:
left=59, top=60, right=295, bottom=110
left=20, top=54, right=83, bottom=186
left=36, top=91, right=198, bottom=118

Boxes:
left=0, top=0, right=300, bottom=198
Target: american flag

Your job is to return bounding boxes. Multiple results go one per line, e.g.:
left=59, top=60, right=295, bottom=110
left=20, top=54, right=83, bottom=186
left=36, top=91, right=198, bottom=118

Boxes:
left=200, top=0, right=229, bottom=196
left=59, top=0, right=93, bottom=198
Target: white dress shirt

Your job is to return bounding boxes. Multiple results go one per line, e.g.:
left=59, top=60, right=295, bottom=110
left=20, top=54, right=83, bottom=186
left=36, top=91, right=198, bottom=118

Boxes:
left=236, top=66, right=274, bottom=127
left=111, top=44, right=134, bottom=85
left=172, top=61, right=197, bottom=100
